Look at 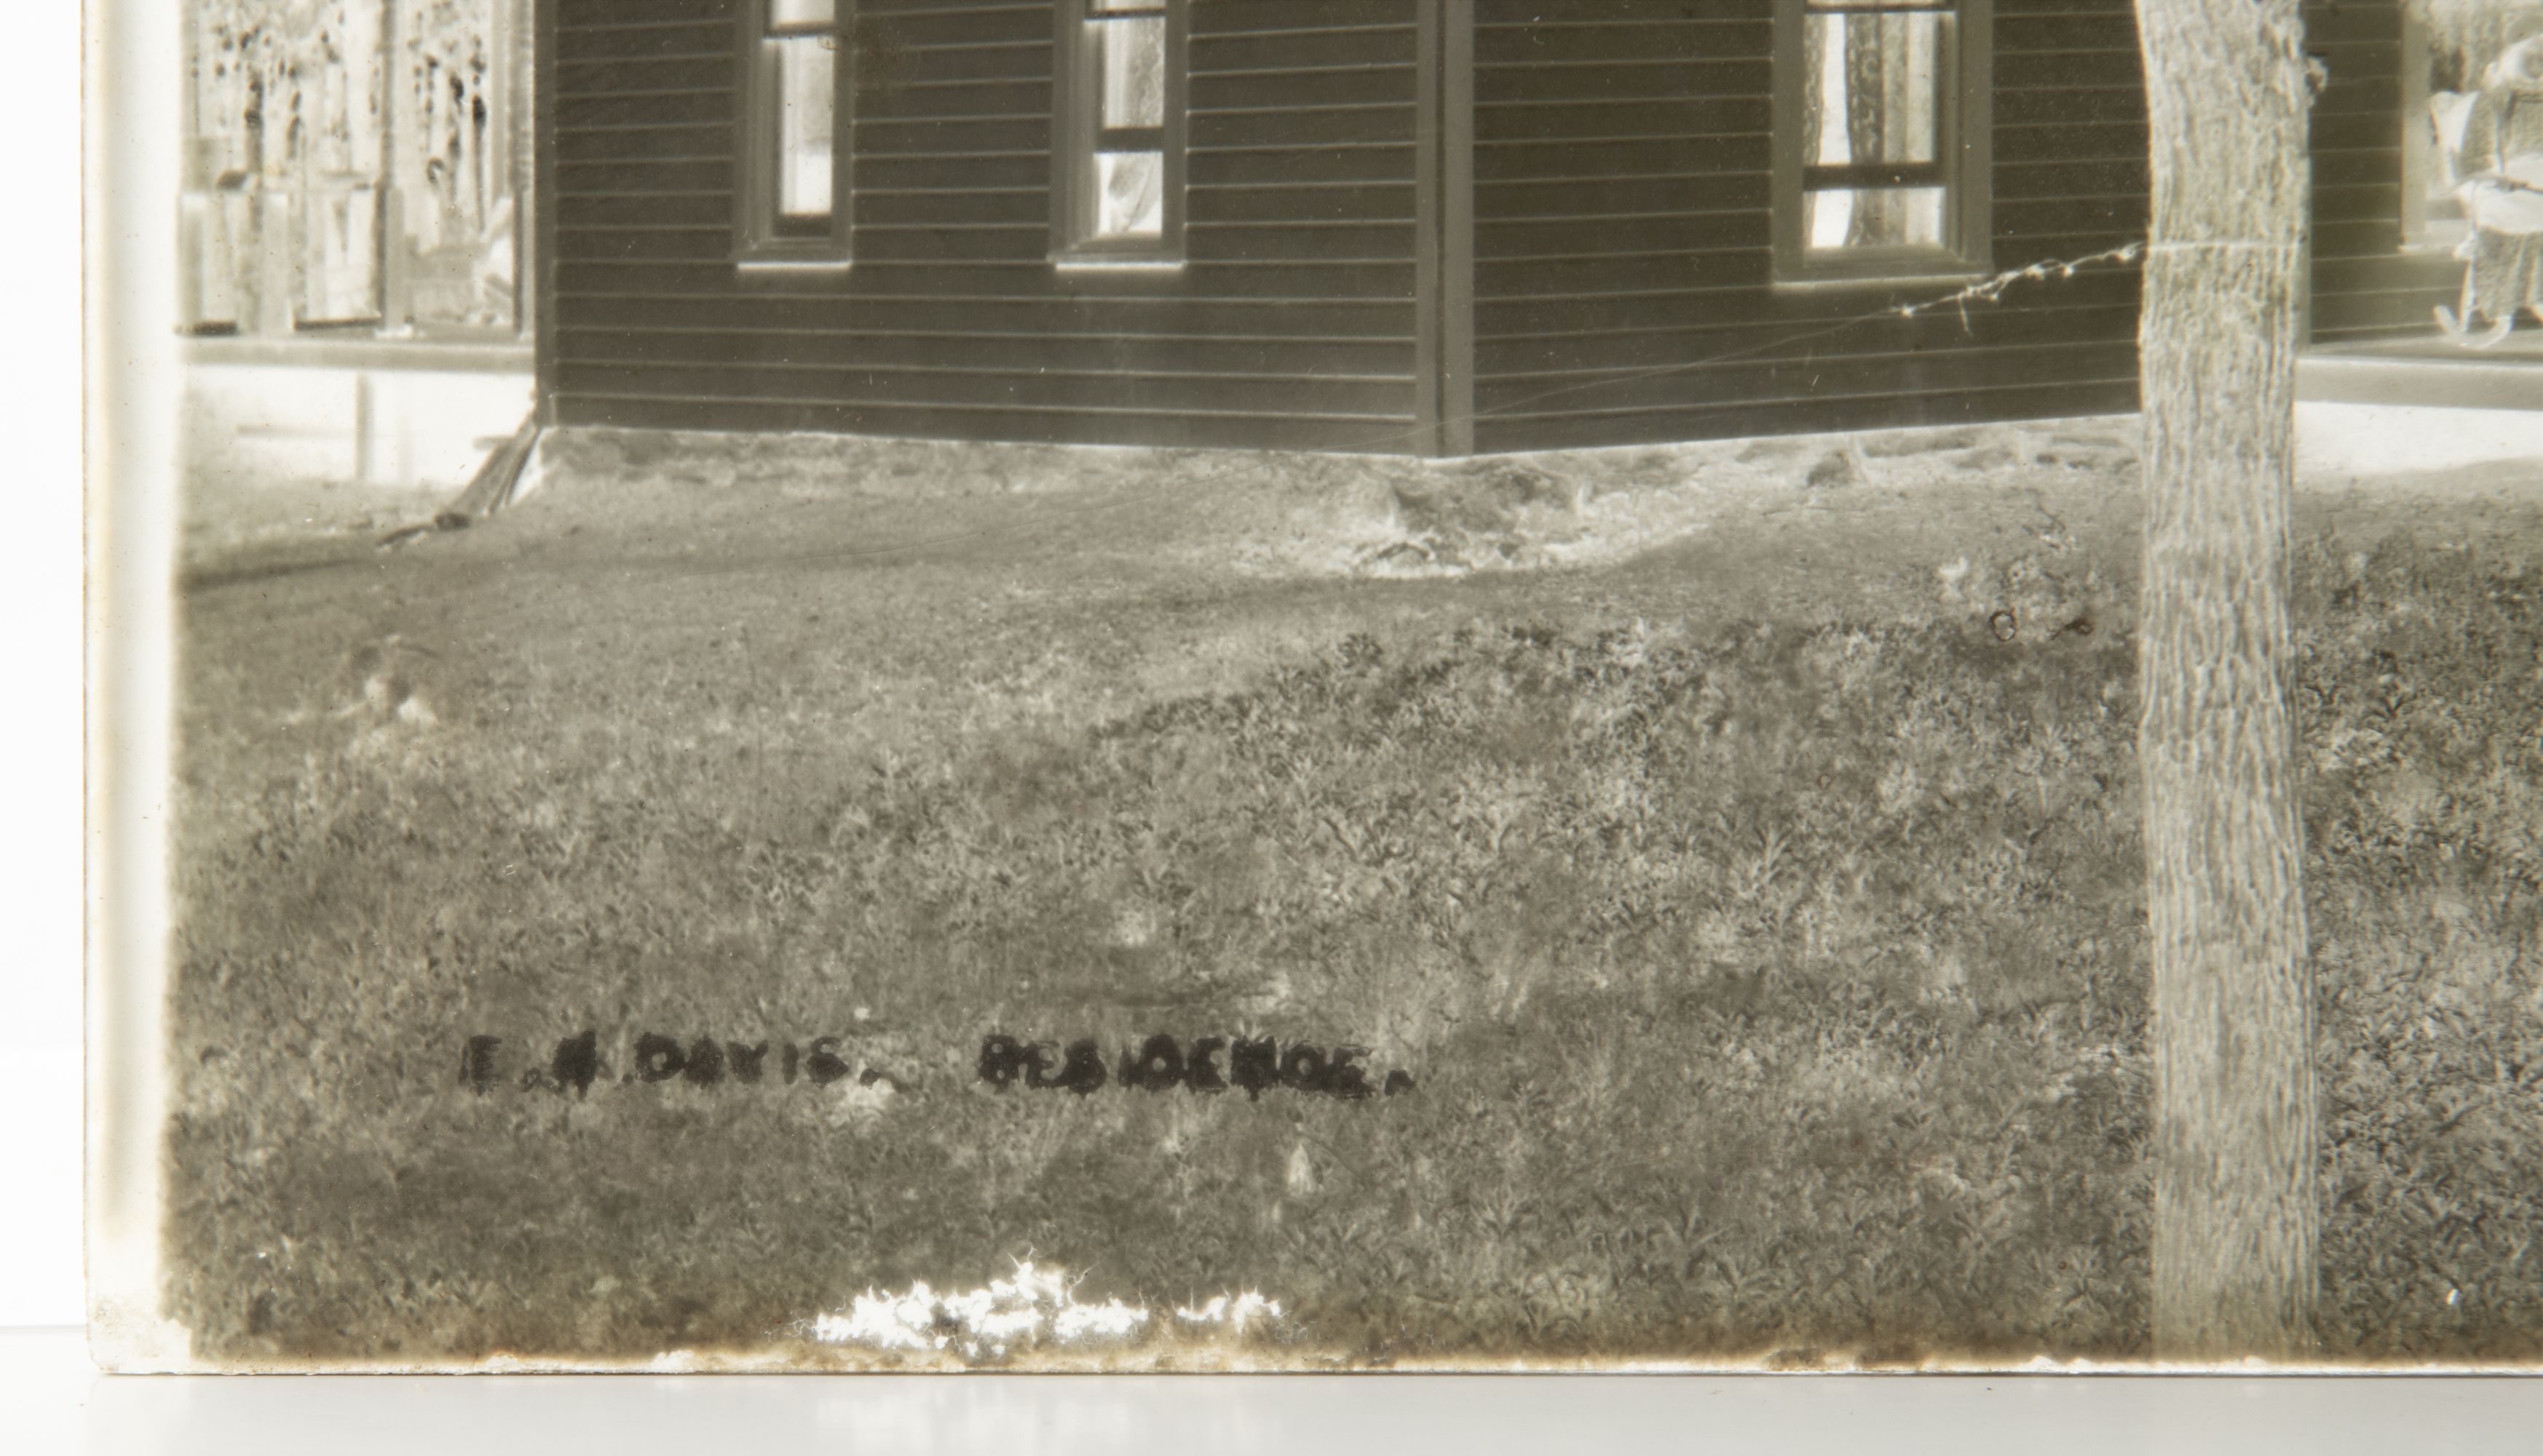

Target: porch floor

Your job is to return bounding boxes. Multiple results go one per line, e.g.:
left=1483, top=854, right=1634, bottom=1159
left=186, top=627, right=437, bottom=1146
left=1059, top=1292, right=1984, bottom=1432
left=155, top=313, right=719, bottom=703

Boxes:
left=2301, top=325, right=2543, bottom=411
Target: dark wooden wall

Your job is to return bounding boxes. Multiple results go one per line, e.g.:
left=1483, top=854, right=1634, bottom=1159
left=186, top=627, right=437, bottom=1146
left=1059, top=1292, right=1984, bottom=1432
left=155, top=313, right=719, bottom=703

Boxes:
left=1466, top=0, right=2152, bottom=455
left=544, top=0, right=1425, bottom=451
left=2304, top=0, right=2459, bottom=341
left=541, top=0, right=2455, bottom=459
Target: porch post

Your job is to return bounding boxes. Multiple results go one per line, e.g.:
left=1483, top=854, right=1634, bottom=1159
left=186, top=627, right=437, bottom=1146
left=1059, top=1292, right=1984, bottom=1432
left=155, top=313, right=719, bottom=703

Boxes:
left=379, top=0, right=414, bottom=331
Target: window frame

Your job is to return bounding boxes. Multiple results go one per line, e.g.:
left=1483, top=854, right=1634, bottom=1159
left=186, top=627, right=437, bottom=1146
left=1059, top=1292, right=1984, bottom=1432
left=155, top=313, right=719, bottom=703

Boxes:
left=1051, top=0, right=1189, bottom=264
left=1769, top=0, right=1993, bottom=286
left=735, top=0, right=852, bottom=266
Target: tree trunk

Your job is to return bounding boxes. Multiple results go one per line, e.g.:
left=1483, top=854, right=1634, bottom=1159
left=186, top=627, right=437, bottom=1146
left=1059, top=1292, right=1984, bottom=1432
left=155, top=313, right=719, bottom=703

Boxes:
left=2134, top=0, right=2318, bottom=1361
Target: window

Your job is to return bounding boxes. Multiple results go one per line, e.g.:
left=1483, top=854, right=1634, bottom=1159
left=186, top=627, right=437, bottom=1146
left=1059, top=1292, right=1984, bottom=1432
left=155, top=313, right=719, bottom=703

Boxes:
left=739, top=0, right=848, bottom=261
left=1773, top=0, right=1990, bottom=282
left=1054, top=0, right=1187, bottom=259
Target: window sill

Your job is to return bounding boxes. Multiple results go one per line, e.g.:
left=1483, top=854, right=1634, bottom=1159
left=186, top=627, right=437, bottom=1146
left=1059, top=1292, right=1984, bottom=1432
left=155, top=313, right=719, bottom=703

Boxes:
left=735, top=256, right=853, bottom=274
left=1053, top=252, right=1185, bottom=272
left=1774, top=272, right=1988, bottom=294
left=1773, top=257, right=1992, bottom=293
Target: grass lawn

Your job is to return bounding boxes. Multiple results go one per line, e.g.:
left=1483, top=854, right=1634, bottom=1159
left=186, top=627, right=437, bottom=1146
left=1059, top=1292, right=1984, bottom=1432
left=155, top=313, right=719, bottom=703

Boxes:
left=164, top=419, right=2543, bottom=1367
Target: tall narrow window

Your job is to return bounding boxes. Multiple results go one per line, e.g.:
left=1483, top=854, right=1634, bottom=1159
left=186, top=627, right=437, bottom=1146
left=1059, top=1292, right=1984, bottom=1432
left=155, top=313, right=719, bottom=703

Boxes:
left=1773, top=0, right=1990, bottom=281
left=1055, top=0, right=1186, bottom=259
left=740, top=0, right=848, bottom=261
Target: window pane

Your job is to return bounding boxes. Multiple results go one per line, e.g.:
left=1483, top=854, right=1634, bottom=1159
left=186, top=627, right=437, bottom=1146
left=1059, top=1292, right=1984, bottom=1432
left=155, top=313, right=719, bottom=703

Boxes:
left=1806, top=10, right=1947, bottom=168
left=1096, top=16, right=1166, bottom=130
left=1806, top=186, right=1945, bottom=251
left=1096, top=150, right=1164, bottom=238
left=775, top=36, right=835, bottom=218
left=770, top=0, right=834, bottom=29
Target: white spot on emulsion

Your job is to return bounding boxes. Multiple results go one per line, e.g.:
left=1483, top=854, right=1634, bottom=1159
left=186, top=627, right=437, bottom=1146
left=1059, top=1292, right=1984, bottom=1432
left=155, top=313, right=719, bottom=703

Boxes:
left=809, top=1259, right=1284, bottom=1363
left=1285, top=1141, right=1318, bottom=1196
left=1173, top=1291, right=1284, bottom=1335
left=1937, top=556, right=1971, bottom=601
left=811, top=1262, right=1145, bottom=1361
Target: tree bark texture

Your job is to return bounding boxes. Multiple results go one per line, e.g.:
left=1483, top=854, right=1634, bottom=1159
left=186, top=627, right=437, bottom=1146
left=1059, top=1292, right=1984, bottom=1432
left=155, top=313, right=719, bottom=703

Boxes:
left=2135, top=0, right=2318, bottom=1361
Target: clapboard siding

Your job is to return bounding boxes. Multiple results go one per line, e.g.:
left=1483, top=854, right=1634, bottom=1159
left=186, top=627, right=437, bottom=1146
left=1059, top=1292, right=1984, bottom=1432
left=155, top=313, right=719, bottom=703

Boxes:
left=2302, top=0, right=2458, bottom=341
left=1467, top=0, right=2149, bottom=454
left=542, top=0, right=1425, bottom=451
left=539, top=0, right=2469, bottom=459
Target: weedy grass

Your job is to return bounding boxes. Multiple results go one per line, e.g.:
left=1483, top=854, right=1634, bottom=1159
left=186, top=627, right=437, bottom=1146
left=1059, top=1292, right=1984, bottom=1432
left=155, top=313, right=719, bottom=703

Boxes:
left=162, top=432, right=2542, bottom=1366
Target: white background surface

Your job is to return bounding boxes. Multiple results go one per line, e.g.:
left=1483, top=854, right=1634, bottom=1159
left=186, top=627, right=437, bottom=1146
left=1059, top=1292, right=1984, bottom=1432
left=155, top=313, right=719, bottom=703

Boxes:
left=0, top=1328, right=2537, bottom=1456
left=25, top=0, right=2543, bottom=1447
left=7, top=0, right=88, bottom=1336
left=9, top=1318, right=2543, bottom=1456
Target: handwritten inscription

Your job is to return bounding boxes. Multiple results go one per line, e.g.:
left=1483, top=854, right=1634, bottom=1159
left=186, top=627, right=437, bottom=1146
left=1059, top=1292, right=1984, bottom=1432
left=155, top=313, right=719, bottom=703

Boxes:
left=459, top=1030, right=895, bottom=1096
left=458, top=1030, right=1415, bottom=1104
left=978, top=1034, right=1415, bottom=1101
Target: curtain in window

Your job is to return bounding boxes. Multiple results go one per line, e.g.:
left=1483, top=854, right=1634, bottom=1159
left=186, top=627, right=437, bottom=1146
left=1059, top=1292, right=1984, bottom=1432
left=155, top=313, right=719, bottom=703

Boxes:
left=1801, top=4, right=1947, bottom=253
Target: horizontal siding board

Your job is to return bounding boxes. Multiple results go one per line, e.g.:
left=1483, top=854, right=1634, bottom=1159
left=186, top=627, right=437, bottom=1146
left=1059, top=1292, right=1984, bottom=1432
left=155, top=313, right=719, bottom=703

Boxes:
left=855, top=80, right=1054, bottom=120
left=1187, top=182, right=1417, bottom=223
left=557, top=0, right=721, bottom=27
left=555, top=326, right=1416, bottom=376
left=1474, top=340, right=2142, bottom=419
left=553, top=397, right=1422, bottom=453
left=1478, top=210, right=1769, bottom=260
left=1198, top=66, right=1418, bottom=112
left=554, top=361, right=1416, bottom=417
left=1477, top=173, right=1771, bottom=219
left=553, top=26, right=732, bottom=64
left=1190, top=25, right=1417, bottom=74
left=555, top=56, right=728, bottom=92
left=854, top=191, right=1054, bottom=227
left=1992, top=15, right=2138, bottom=50
left=2300, top=4, right=2402, bottom=43
left=1997, top=52, right=2145, bottom=90
left=1996, top=84, right=2145, bottom=126
left=1476, top=137, right=1764, bottom=181
left=2311, top=77, right=2404, bottom=116
left=1997, top=195, right=2148, bottom=237
left=1190, top=107, right=1415, bottom=149
left=553, top=121, right=734, bottom=164
left=1474, top=18, right=1770, bottom=64
left=561, top=259, right=1418, bottom=298
left=1477, top=267, right=2143, bottom=342
left=1476, top=98, right=1776, bottom=141
left=2314, top=182, right=2402, bottom=226
left=558, top=193, right=735, bottom=229
left=1995, top=121, right=2148, bottom=164
left=1475, top=61, right=1770, bottom=103
left=555, top=90, right=736, bottom=132
left=855, top=154, right=1053, bottom=190
left=1471, top=379, right=2141, bottom=454
left=1185, top=145, right=1417, bottom=186
left=1185, top=223, right=1419, bottom=262
left=1996, top=157, right=2148, bottom=198
left=563, top=295, right=1417, bottom=339
left=2314, top=252, right=2460, bottom=296
left=1476, top=301, right=2144, bottom=376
